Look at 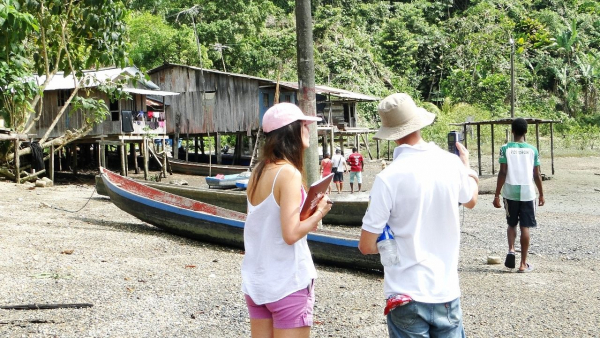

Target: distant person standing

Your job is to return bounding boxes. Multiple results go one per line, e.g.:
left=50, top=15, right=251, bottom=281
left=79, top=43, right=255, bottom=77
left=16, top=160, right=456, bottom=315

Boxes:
left=320, top=153, right=333, bottom=194
left=347, top=147, right=364, bottom=193
left=331, top=149, right=347, bottom=194
left=493, top=118, right=545, bottom=273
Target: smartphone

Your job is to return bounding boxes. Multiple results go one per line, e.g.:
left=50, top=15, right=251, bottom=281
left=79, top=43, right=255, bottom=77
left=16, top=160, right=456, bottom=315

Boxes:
left=447, top=131, right=463, bottom=155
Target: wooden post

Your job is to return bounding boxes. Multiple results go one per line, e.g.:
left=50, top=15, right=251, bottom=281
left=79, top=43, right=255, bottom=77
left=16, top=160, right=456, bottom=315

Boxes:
left=376, top=139, right=380, bottom=159
left=99, top=142, right=105, bottom=168
left=200, top=137, right=205, bottom=155
left=130, top=143, right=139, bottom=174
left=119, top=141, right=126, bottom=176
left=322, top=132, right=328, bottom=156
left=14, top=139, right=20, bottom=184
left=72, top=144, right=78, bottom=175
left=162, top=136, right=167, bottom=178
left=491, top=124, right=495, bottom=175
left=329, top=127, right=334, bottom=158
left=234, top=133, right=243, bottom=165
left=124, top=143, right=129, bottom=175
left=248, top=135, right=253, bottom=160
left=143, top=138, right=149, bottom=180
left=361, top=134, right=373, bottom=160
left=463, top=124, right=468, bottom=149
left=535, top=123, right=540, bottom=153
left=215, top=133, right=222, bottom=165
left=477, top=124, right=481, bottom=176
left=93, top=143, right=99, bottom=168
left=50, top=144, right=55, bottom=182
left=387, top=140, right=390, bottom=161
left=194, top=136, right=199, bottom=157
left=550, top=122, right=555, bottom=175
left=58, top=147, right=63, bottom=171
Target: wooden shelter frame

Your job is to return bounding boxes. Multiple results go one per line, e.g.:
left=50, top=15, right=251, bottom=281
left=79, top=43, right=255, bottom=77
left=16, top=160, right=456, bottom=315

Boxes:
left=450, top=117, right=561, bottom=176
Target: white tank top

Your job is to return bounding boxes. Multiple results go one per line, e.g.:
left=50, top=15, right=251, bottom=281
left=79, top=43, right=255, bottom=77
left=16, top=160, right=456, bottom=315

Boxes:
left=241, top=167, right=317, bottom=305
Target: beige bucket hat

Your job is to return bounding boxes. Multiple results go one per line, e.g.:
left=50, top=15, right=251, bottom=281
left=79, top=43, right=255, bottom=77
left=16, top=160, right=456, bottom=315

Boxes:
left=373, top=93, right=436, bottom=140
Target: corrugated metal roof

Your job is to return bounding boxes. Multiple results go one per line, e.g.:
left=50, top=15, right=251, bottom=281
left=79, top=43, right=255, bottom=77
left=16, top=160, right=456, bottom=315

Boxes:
left=148, top=63, right=379, bottom=102
left=279, top=82, right=379, bottom=101
left=34, top=66, right=162, bottom=92
left=148, top=63, right=275, bottom=84
left=122, top=88, right=179, bottom=96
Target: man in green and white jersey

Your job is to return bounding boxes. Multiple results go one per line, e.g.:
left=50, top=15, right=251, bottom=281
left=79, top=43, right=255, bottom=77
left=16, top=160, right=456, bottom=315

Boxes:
left=493, top=118, right=545, bottom=273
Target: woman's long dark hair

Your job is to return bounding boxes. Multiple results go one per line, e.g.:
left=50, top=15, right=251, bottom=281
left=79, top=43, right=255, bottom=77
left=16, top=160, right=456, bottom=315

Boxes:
left=249, top=120, right=305, bottom=200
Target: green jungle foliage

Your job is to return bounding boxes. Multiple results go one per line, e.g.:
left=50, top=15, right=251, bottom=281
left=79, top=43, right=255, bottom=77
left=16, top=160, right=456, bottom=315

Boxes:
left=3, top=0, right=600, bottom=155
left=123, top=0, right=600, bottom=151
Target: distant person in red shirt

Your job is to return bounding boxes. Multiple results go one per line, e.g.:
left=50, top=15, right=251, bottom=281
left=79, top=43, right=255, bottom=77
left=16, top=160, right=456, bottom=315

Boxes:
left=320, top=153, right=333, bottom=194
left=347, top=147, right=364, bottom=193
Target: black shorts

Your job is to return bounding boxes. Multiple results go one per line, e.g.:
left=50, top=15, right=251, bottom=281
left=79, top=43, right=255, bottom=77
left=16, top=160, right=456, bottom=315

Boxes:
left=503, top=199, right=537, bottom=228
left=333, top=171, right=344, bottom=182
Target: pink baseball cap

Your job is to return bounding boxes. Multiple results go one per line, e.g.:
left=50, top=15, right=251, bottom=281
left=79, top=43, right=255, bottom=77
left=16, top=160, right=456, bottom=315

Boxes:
left=262, top=102, right=321, bottom=133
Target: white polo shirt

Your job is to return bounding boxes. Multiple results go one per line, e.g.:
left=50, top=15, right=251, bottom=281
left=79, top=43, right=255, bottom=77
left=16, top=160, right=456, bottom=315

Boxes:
left=362, top=141, right=476, bottom=303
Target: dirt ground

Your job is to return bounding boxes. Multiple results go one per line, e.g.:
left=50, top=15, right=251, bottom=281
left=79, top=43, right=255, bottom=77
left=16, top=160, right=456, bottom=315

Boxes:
left=1, top=153, right=600, bottom=337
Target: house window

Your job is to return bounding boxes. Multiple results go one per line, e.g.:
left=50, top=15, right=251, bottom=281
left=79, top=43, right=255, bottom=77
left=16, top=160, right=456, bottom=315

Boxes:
left=284, top=95, right=291, bottom=103
left=263, top=93, right=269, bottom=107
left=110, top=98, right=120, bottom=121
left=57, top=89, right=72, bottom=106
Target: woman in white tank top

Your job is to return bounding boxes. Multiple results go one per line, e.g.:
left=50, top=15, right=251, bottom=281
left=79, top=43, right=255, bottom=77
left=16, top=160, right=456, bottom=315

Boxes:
left=241, top=103, right=333, bottom=337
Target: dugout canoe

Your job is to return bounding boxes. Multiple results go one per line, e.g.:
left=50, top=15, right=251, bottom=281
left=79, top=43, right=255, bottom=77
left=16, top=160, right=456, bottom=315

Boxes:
left=167, top=157, right=249, bottom=176
left=99, top=167, right=381, bottom=271
left=95, top=175, right=368, bottom=226
left=205, top=172, right=251, bottom=189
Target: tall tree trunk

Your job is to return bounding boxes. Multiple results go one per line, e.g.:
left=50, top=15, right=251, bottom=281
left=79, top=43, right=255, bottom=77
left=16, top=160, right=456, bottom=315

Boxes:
left=296, top=0, right=319, bottom=186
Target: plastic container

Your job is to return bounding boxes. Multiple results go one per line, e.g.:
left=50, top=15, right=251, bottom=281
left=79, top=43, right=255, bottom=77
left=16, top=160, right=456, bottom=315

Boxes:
left=377, top=225, right=399, bottom=267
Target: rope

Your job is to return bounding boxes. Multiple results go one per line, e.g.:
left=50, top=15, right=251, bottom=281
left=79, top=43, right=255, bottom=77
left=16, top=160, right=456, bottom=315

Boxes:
left=52, top=187, right=97, bottom=213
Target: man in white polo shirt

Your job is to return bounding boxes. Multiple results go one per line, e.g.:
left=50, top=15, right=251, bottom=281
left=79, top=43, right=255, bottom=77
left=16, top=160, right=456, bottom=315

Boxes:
left=493, top=118, right=545, bottom=273
left=358, top=93, right=479, bottom=338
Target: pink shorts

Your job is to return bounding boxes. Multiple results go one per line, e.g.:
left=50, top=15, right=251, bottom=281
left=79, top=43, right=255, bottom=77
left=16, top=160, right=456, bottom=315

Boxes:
left=245, top=281, right=315, bottom=329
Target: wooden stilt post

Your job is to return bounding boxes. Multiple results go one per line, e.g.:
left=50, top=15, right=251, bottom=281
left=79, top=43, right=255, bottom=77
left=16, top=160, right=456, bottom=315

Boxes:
left=99, top=141, right=105, bottom=168
left=215, top=133, right=222, bottom=165
left=550, top=122, right=555, bottom=175
left=143, top=137, right=149, bottom=180
left=58, top=147, right=63, bottom=171
left=491, top=124, right=495, bottom=175
left=50, top=144, right=55, bottom=182
left=535, top=123, right=540, bottom=153
left=361, top=133, right=373, bottom=160
left=477, top=124, right=481, bottom=176
left=387, top=140, right=390, bottom=161
left=463, top=124, right=468, bottom=149
left=119, top=140, right=126, bottom=176
left=329, top=127, right=334, bottom=158
left=72, top=144, right=78, bottom=175
left=14, top=139, right=20, bottom=184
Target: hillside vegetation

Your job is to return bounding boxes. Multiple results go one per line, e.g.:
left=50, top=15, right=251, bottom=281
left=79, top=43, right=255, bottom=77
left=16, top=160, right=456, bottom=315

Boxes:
left=126, top=0, right=600, bottom=150
left=2, top=0, right=599, bottom=156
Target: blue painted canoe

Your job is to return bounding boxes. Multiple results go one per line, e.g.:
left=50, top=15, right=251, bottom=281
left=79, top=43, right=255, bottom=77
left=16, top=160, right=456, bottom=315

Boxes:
left=205, top=172, right=251, bottom=189
left=99, top=167, right=381, bottom=271
left=235, top=179, right=249, bottom=190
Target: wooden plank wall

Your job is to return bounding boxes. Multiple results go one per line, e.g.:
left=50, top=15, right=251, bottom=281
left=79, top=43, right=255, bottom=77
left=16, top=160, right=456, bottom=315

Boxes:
left=151, top=65, right=261, bottom=135
left=34, top=89, right=147, bottom=140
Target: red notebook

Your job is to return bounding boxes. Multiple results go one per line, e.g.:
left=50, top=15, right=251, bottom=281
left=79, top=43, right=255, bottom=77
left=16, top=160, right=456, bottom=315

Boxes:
left=299, top=173, right=334, bottom=221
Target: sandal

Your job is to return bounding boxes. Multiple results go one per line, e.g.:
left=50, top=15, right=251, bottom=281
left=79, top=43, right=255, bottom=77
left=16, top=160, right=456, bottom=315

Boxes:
left=504, top=252, right=516, bottom=269
left=517, top=263, right=534, bottom=273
